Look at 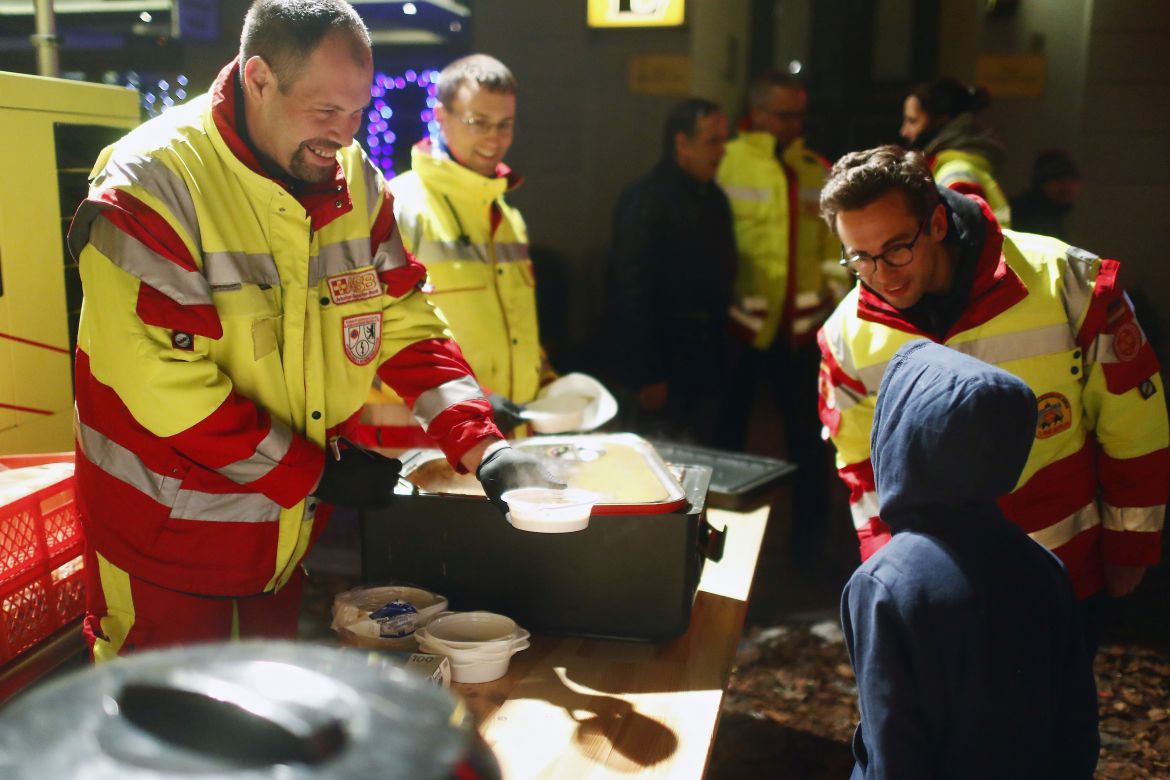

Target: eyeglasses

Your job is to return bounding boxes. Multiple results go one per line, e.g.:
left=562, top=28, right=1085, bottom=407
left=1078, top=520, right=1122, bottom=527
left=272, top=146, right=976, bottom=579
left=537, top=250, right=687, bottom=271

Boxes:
left=456, top=114, right=515, bottom=137
left=839, top=217, right=930, bottom=278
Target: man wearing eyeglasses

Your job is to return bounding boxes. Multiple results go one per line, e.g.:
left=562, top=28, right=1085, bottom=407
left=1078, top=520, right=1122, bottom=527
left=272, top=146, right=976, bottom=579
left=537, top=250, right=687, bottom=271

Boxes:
left=818, top=145, right=1167, bottom=627
left=715, top=70, right=839, bottom=563
left=362, top=53, right=550, bottom=447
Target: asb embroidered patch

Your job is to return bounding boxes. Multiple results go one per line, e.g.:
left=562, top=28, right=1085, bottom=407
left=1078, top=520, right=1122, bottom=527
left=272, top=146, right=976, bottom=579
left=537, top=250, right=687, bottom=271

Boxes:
left=328, top=268, right=381, bottom=305
left=1112, top=321, right=1142, bottom=363
left=1036, top=392, right=1072, bottom=439
left=342, top=313, right=381, bottom=366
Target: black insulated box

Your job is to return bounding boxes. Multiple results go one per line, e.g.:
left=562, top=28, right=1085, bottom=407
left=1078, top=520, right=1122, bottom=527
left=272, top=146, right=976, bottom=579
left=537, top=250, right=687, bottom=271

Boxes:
left=360, top=439, right=724, bottom=642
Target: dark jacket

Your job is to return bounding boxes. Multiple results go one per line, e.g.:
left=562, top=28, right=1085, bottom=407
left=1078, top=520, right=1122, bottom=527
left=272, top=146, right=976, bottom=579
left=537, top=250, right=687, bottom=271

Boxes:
left=842, top=340, right=1099, bottom=780
left=606, top=158, right=737, bottom=392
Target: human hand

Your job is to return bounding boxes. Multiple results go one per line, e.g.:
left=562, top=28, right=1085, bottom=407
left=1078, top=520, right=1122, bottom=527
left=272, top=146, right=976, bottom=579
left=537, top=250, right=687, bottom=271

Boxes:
left=476, top=446, right=567, bottom=517
left=487, top=392, right=527, bottom=434
left=1103, top=564, right=1147, bottom=598
left=312, top=444, right=402, bottom=510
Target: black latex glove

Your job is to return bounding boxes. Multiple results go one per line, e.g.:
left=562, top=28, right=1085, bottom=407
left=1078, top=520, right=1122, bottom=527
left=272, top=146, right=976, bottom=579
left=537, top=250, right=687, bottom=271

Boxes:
left=312, top=444, right=402, bottom=510
left=487, top=392, right=527, bottom=434
left=476, top=446, right=567, bottom=517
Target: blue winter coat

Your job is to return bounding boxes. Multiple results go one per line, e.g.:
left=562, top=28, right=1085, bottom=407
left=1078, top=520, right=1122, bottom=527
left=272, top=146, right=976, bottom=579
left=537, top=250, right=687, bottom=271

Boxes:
left=841, top=339, right=1099, bottom=779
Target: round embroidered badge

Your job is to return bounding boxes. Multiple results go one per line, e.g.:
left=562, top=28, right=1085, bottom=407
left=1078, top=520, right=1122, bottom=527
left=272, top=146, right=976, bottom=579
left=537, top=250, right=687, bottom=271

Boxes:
left=1035, top=392, right=1072, bottom=439
left=1113, top=321, right=1142, bottom=363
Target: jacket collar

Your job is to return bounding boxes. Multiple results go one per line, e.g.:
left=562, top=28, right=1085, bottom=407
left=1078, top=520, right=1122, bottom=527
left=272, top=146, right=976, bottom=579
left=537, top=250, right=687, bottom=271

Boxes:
left=411, top=138, right=523, bottom=201
left=855, top=188, right=1027, bottom=339
left=208, top=58, right=352, bottom=231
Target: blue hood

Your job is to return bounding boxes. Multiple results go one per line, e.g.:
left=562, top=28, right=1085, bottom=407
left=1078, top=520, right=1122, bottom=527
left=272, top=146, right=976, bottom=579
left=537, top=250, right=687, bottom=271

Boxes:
left=871, top=341, right=1037, bottom=528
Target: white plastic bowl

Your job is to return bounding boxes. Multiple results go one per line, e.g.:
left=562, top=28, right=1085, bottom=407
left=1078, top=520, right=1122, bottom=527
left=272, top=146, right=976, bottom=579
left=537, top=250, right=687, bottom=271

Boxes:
left=501, top=487, right=600, bottom=533
left=419, top=611, right=519, bottom=647
left=413, top=611, right=531, bottom=684
left=521, top=394, right=590, bottom=433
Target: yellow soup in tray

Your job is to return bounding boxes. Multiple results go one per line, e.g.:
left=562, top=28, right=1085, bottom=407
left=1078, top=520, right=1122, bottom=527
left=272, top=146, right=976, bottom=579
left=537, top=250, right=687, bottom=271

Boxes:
left=405, top=433, right=687, bottom=511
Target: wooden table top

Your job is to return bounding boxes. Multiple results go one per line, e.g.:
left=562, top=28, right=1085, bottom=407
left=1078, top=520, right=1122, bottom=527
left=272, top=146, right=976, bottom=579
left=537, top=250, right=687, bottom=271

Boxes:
left=453, top=505, right=770, bottom=779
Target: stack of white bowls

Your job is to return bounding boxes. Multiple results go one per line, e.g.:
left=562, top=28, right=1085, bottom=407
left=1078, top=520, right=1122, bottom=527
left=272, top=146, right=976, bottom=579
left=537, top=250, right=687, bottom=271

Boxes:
left=414, top=611, right=530, bottom=684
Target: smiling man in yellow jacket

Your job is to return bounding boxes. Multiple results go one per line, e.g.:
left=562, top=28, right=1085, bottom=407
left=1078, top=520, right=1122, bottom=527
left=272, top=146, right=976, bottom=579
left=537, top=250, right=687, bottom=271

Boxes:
left=364, top=54, right=553, bottom=447
left=69, top=0, right=557, bottom=660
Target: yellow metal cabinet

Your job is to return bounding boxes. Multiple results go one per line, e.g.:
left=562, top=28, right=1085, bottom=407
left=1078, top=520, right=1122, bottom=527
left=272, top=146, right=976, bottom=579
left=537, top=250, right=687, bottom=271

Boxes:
left=0, top=72, right=140, bottom=454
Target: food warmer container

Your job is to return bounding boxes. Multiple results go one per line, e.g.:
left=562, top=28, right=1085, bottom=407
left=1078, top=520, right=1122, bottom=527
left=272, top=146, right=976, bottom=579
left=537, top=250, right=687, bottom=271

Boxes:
left=361, top=433, right=725, bottom=641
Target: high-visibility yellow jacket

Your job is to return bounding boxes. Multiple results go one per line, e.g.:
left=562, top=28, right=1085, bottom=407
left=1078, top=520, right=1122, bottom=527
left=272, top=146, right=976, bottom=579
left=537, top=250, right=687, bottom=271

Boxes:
left=391, top=142, right=542, bottom=401
left=933, top=149, right=1012, bottom=227
left=818, top=194, right=1167, bottom=599
left=68, top=61, right=497, bottom=598
left=717, top=132, right=836, bottom=350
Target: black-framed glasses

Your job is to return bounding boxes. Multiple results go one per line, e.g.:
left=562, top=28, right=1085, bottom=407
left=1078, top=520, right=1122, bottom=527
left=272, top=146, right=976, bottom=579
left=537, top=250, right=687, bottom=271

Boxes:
left=838, top=217, right=930, bottom=278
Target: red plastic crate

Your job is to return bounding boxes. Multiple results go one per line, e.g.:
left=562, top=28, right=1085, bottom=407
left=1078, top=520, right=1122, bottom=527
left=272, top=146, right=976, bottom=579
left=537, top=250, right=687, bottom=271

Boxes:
left=0, top=453, right=85, bottom=665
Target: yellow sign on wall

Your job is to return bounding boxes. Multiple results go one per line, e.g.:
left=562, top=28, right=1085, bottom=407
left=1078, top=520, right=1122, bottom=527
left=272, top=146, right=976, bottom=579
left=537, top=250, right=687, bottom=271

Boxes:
left=975, top=54, right=1046, bottom=97
left=587, top=0, right=685, bottom=28
left=629, top=54, right=691, bottom=94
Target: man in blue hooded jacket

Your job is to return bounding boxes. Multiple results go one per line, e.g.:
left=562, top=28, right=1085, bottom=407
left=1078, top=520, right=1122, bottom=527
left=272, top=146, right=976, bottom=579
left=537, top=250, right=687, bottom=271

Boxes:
left=841, top=340, right=1098, bottom=779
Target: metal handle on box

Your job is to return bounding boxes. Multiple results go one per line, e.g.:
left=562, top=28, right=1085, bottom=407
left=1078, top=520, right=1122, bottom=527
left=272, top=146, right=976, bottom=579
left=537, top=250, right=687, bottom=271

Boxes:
left=698, top=516, right=726, bottom=562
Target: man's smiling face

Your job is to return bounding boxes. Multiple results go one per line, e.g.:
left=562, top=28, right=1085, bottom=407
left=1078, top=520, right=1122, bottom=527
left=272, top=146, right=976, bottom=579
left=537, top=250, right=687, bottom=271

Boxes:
left=835, top=189, right=951, bottom=309
left=245, top=30, right=373, bottom=184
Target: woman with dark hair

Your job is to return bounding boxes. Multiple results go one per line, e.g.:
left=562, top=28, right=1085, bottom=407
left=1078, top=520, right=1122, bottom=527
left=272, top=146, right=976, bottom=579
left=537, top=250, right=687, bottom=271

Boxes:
left=900, top=77, right=1012, bottom=226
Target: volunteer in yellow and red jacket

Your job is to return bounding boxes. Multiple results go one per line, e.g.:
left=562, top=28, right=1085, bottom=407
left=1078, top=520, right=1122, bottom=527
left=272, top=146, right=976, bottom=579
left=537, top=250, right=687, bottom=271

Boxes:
left=900, top=77, right=1012, bottom=227
left=715, top=71, right=839, bottom=560
left=817, top=145, right=1167, bottom=611
left=68, top=0, right=558, bottom=661
left=363, top=53, right=554, bottom=447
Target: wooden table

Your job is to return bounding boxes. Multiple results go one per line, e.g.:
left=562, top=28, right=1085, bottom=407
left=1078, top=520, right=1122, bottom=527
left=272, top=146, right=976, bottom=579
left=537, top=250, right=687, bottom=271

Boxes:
left=452, top=505, right=769, bottom=779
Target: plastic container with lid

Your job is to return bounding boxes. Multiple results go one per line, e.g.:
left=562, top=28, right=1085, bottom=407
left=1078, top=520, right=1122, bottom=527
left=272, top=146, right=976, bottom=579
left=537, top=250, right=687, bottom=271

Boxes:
left=501, top=487, right=600, bottom=533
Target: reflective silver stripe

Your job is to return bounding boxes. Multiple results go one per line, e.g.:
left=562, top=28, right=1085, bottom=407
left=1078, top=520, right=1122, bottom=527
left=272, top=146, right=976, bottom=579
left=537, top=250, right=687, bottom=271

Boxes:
left=855, top=360, right=891, bottom=396
left=494, top=241, right=530, bottom=262
left=416, top=238, right=479, bottom=262
left=413, top=375, right=486, bottom=427
left=1102, top=502, right=1164, bottom=533
left=88, top=217, right=212, bottom=306
left=204, top=251, right=281, bottom=289
left=792, top=313, right=823, bottom=335
left=799, top=185, right=822, bottom=201
left=936, top=170, right=974, bottom=189
left=947, top=323, right=1074, bottom=365
left=77, top=418, right=283, bottom=523
left=373, top=232, right=409, bottom=273
left=309, top=238, right=374, bottom=287
left=214, top=423, right=293, bottom=485
left=77, top=418, right=182, bottom=508
left=795, top=290, right=823, bottom=309
left=721, top=184, right=771, bottom=202
left=854, top=323, right=1076, bottom=393
left=170, top=489, right=282, bottom=523
left=98, top=154, right=202, bottom=248
left=1062, top=246, right=1098, bottom=327
left=360, top=153, right=383, bottom=222
left=850, top=490, right=880, bottom=530
left=829, top=381, right=866, bottom=413
left=1028, top=503, right=1100, bottom=550
left=993, top=204, right=1012, bottom=224
left=414, top=238, right=529, bottom=264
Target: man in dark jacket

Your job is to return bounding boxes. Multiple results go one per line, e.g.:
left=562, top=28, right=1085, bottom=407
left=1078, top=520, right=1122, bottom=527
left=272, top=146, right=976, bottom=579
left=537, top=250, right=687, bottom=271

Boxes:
left=841, top=340, right=1099, bottom=779
left=607, top=98, right=737, bottom=444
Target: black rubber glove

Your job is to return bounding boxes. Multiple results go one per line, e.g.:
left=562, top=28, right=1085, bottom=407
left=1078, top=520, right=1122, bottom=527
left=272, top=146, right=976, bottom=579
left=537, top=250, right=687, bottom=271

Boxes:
left=312, top=445, right=402, bottom=510
left=476, top=446, right=567, bottom=517
left=487, top=392, right=527, bottom=434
